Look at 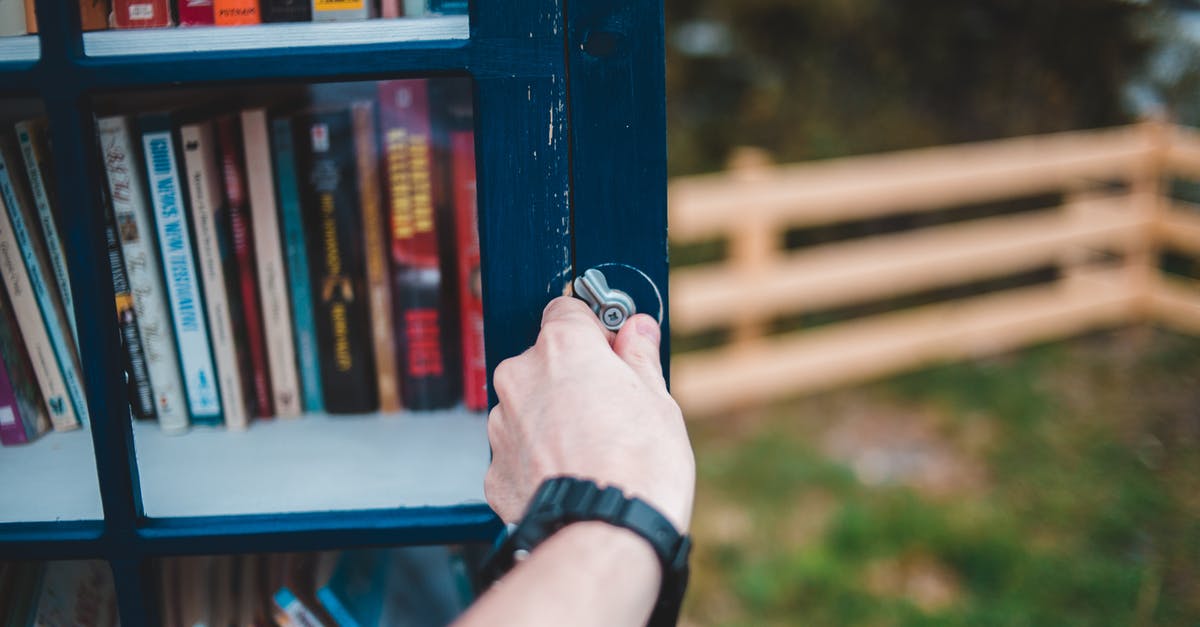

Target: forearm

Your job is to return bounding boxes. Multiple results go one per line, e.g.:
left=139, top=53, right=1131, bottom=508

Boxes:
left=455, top=522, right=662, bottom=627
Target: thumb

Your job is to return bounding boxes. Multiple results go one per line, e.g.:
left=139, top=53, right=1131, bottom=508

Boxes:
left=612, top=314, right=665, bottom=388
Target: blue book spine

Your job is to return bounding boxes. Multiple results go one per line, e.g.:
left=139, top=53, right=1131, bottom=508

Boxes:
left=271, top=116, right=324, bottom=413
left=138, top=115, right=222, bottom=424
left=0, top=143, right=89, bottom=427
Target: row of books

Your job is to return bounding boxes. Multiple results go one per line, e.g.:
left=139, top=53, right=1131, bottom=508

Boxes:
left=161, top=547, right=475, bottom=626
left=0, top=0, right=464, bottom=36
left=95, top=78, right=486, bottom=435
left=0, top=560, right=119, bottom=627
left=0, top=120, right=89, bottom=446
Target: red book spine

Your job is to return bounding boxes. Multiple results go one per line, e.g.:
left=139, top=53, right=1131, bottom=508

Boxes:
left=177, top=0, right=215, bottom=25
left=216, top=116, right=274, bottom=418
left=451, top=131, right=485, bottom=411
left=113, top=0, right=172, bottom=27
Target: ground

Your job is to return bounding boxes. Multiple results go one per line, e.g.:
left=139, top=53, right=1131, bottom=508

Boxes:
left=681, top=328, right=1200, bottom=626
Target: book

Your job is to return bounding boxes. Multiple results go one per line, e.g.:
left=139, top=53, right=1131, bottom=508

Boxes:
left=180, top=121, right=251, bottom=430
left=271, top=115, right=324, bottom=413
left=242, top=108, right=302, bottom=418
left=273, top=552, right=337, bottom=627
left=378, top=79, right=457, bottom=410
left=177, top=556, right=213, bottom=627
left=379, top=0, right=397, bottom=19
left=214, top=0, right=260, bottom=24
left=215, top=114, right=273, bottom=419
left=79, top=0, right=111, bottom=31
left=427, top=0, right=466, bottom=14
left=0, top=137, right=87, bottom=429
left=293, top=109, right=377, bottom=414
left=138, top=113, right=223, bottom=425
left=451, top=130, right=485, bottom=411
left=0, top=282, right=50, bottom=444
left=312, top=0, right=366, bottom=22
left=0, top=0, right=27, bottom=36
left=97, top=115, right=189, bottom=434
left=353, top=101, right=401, bottom=413
left=15, top=119, right=78, bottom=349
left=102, top=180, right=157, bottom=422
left=112, top=0, right=172, bottom=28
left=23, top=0, right=34, bottom=32
left=261, top=0, right=310, bottom=21
left=33, top=560, right=120, bottom=627
left=401, top=0, right=422, bottom=17
left=316, top=547, right=466, bottom=626
left=176, top=0, right=215, bottom=25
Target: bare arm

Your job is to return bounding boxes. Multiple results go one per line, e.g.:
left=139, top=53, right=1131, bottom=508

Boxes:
left=455, top=297, right=695, bottom=627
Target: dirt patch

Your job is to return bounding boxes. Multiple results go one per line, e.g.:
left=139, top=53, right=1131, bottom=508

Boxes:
left=863, top=553, right=964, bottom=612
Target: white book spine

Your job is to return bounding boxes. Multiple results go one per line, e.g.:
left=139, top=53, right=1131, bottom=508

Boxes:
left=15, top=119, right=79, bottom=349
left=181, top=122, right=250, bottom=431
left=241, top=109, right=301, bottom=417
left=0, top=0, right=26, bottom=36
left=140, top=124, right=223, bottom=422
left=0, top=192, right=76, bottom=431
left=97, top=116, right=189, bottom=434
left=0, top=143, right=89, bottom=428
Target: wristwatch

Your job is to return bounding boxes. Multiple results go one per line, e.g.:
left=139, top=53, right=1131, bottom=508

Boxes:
left=478, top=476, right=692, bottom=626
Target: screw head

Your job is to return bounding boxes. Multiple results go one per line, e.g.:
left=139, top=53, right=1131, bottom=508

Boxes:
left=601, top=306, right=626, bottom=329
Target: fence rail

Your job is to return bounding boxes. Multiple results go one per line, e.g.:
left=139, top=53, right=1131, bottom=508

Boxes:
left=669, top=121, right=1200, bottom=415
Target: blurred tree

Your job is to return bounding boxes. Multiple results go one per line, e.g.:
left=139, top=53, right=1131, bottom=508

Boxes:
left=666, top=0, right=1151, bottom=175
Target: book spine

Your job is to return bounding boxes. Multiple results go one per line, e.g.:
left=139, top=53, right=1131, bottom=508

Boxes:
left=15, top=119, right=78, bottom=349
left=242, top=109, right=302, bottom=417
left=294, top=109, right=377, bottom=413
left=181, top=122, right=251, bottom=430
left=353, top=102, right=401, bottom=413
left=379, top=79, right=456, bottom=410
left=214, top=0, right=260, bottom=24
left=0, top=0, right=27, bottom=36
left=311, top=0, right=365, bottom=22
left=0, top=140, right=88, bottom=428
left=23, top=0, right=35, bottom=32
left=260, top=0, right=309, bottom=21
left=379, top=0, right=397, bottom=19
left=79, top=0, right=111, bottom=31
left=273, top=588, right=329, bottom=627
left=112, top=0, right=172, bottom=27
left=176, top=0, right=215, bottom=25
left=0, top=279, right=50, bottom=442
left=401, top=0, right=423, bottom=17
left=139, top=114, right=223, bottom=424
left=216, top=115, right=274, bottom=418
left=102, top=180, right=157, bottom=421
left=451, top=130, right=485, bottom=411
left=0, top=187, right=76, bottom=431
left=0, top=345, right=28, bottom=445
left=271, top=116, right=324, bottom=413
left=98, top=116, right=189, bottom=434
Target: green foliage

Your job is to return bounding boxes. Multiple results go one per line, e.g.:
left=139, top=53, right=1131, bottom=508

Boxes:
left=683, top=331, right=1200, bottom=626
left=665, top=0, right=1150, bottom=175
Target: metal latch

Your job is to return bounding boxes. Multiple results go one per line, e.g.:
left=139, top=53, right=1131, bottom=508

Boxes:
left=573, top=268, right=636, bottom=331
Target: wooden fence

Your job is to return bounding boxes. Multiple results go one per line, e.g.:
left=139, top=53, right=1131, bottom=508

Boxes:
left=669, top=121, right=1200, bottom=415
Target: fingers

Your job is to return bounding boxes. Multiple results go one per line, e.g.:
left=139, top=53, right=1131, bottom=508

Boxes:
left=540, top=296, right=615, bottom=346
left=612, top=313, right=665, bottom=389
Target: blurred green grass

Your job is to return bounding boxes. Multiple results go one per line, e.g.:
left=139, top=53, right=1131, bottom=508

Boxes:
left=681, top=330, right=1200, bottom=626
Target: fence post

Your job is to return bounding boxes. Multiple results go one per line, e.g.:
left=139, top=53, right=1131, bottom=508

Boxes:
left=1128, top=119, right=1169, bottom=322
left=726, top=148, right=777, bottom=347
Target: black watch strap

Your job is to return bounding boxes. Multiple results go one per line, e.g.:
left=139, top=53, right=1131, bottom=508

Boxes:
left=479, top=477, right=692, bottom=626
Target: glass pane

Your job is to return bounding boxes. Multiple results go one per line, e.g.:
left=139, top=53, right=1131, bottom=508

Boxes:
left=0, top=99, right=104, bottom=523
left=82, top=0, right=468, bottom=57
left=91, top=78, right=487, bottom=518
left=0, top=0, right=39, bottom=63
left=0, top=560, right=120, bottom=625
left=152, top=545, right=484, bottom=625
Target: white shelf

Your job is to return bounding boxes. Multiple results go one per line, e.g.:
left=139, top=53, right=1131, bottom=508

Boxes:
left=0, top=35, right=39, bottom=63
left=0, top=429, right=105, bottom=524
left=133, top=408, right=489, bottom=519
left=83, top=15, right=468, bottom=57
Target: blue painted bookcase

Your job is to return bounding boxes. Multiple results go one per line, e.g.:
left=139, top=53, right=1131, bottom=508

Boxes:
left=0, top=0, right=667, bottom=623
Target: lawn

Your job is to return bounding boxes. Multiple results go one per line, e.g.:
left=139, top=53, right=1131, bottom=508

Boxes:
left=681, top=329, right=1200, bottom=626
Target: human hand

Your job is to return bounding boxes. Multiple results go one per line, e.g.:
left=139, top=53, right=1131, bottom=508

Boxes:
left=484, top=296, right=695, bottom=533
